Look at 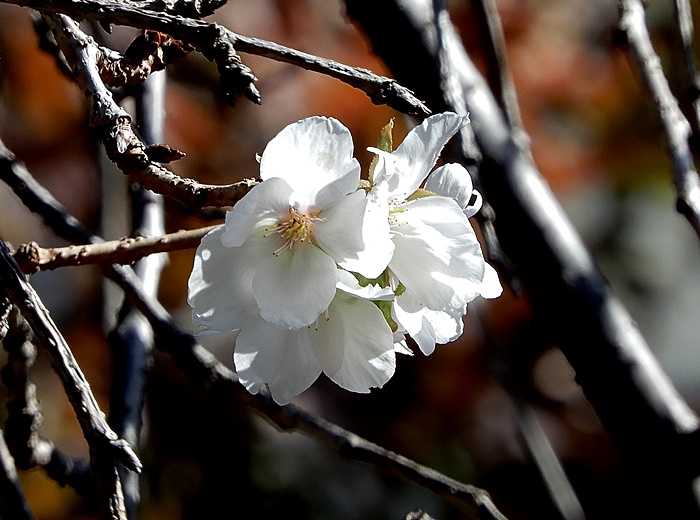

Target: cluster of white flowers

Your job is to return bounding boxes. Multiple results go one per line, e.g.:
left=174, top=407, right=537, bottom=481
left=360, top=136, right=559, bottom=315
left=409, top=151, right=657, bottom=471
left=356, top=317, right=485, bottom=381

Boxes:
left=187, top=112, right=501, bottom=404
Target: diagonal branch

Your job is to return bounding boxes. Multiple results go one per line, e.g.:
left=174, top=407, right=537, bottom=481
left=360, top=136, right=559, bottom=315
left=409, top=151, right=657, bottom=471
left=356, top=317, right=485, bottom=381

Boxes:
left=0, top=244, right=141, bottom=520
left=6, top=0, right=430, bottom=115
left=345, top=0, right=700, bottom=514
left=15, top=225, right=216, bottom=272
left=673, top=0, right=700, bottom=149
left=619, top=0, right=700, bottom=239
left=471, top=0, right=525, bottom=142
left=0, top=429, right=33, bottom=520
left=0, top=141, right=508, bottom=520
left=1, top=309, right=93, bottom=495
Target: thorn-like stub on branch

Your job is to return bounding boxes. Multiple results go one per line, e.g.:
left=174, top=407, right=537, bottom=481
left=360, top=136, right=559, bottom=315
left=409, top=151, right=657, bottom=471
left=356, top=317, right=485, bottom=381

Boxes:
left=13, top=242, right=44, bottom=274
left=203, top=25, right=261, bottom=105
left=104, top=438, right=142, bottom=474
left=372, top=81, right=431, bottom=117
left=99, top=31, right=189, bottom=88
left=144, top=144, right=187, bottom=163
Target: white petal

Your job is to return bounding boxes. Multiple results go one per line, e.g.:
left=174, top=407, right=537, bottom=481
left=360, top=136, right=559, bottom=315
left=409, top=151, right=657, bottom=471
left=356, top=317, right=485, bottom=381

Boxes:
left=479, top=262, right=503, bottom=299
left=393, top=289, right=464, bottom=356
left=252, top=244, right=337, bottom=328
left=259, top=117, right=360, bottom=209
left=187, top=226, right=256, bottom=336
left=425, top=163, right=473, bottom=210
left=312, top=293, right=395, bottom=393
left=336, top=270, right=394, bottom=301
left=373, top=112, right=466, bottom=200
left=315, top=190, right=393, bottom=278
left=234, top=318, right=321, bottom=405
left=464, top=190, right=483, bottom=218
left=390, top=196, right=485, bottom=314
left=221, top=178, right=293, bottom=247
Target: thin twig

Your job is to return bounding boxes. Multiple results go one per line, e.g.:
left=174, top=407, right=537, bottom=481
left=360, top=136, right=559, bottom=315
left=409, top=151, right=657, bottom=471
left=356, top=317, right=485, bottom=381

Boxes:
left=673, top=0, right=700, bottom=150
left=0, top=245, right=141, bottom=520
left=471, top=0, right=524, bottom=138
left=619, top=0, right=700, bottom=239
left=1, top=309, right=93, bottom=495
left=15, top=226, right=216, bottom=272
left=37, top=17, right=258, bottom=209
left=0, top=142, right=508, bottom=520
left=0, top=429, right=34, bottom=520
left=5, top=0, right=430, bottom=115
left=107, top=70, right=168, bottom=518
left=513, top=402, right=585, bottom=520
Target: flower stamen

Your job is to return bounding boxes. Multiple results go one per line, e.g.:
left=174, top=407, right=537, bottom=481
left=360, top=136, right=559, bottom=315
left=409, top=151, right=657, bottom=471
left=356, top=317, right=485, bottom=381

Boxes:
left=272, top=207, right=322, bottom=256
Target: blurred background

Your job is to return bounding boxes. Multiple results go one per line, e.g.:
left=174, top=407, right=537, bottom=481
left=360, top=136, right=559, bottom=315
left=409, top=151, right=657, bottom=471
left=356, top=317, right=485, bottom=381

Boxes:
left=1, top=0, right=699, bottom=518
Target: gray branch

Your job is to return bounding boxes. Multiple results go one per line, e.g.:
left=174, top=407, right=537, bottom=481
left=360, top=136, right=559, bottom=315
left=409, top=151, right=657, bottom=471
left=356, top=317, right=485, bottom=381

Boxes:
left=619, top=0, right=700, bottom=239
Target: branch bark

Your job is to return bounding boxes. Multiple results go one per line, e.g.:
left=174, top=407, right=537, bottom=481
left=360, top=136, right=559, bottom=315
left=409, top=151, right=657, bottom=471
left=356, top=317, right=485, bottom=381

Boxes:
left=345, top=0, right=700, bottom=514
left=106, top=71, right=168, bottom=519
left=15, top=226, right=216, bottom=272
left=619, top=0, right=700, bottom=239
left=1, top=309, right=93, bottom=495
left=6, top=0, right=430, bottom=115
left=0, top=429, right=33, bottom=520
left=0, top=244, right=141, bottom=520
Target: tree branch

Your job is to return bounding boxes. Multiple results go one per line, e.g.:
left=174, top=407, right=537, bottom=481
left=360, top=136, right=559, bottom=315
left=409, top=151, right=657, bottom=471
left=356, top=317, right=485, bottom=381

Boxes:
left=345, top=0, right=700, bottom=514
left=15, top=226, right=216, bottom=272
left=107, top=70, right=168, bottom=519
left=0, top=141, right=508, bottom=520
left=471, top=0, right=526, bottom=143
left=1, top=309, right=93, bottom=495
left=672, top=0, right=700, bottom=150
left=619, top=0, right=700, bottom=239
left=0, top=244, right=141, bottom=520
left=0, top=429, right=33, bottom=520
left=6, top=0, right=430, bottom=115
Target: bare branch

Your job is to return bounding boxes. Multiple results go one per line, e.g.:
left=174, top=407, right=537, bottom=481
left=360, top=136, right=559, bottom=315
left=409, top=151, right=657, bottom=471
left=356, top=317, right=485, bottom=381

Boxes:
left=1, top=309, right=93, bottom=495
left=471, top=0, right=525, bottom=142
left=0, top=430, right=33, bottom=520
left=345, top=0, right=700, bottom=513
left=4, top=0, right=430, bottom=116
left=673, top=0, right=700, bottom=148
left=619, top=0, right=700, bottom=239
left=0, top=243, right=141, bottom=520
left=0, top=141, right=508, bottom=520
left=15, top=225, right=215, bottom=272
left=107, top=70, right=167, bottom=518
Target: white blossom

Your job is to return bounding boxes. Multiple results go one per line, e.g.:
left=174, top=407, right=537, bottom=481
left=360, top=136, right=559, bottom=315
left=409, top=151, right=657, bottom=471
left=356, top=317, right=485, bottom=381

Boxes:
left=212, top=116, right=393, bottom=330
left=368, top=112, right=502, bottom=355
left=189, top=228, right=395, bottom=404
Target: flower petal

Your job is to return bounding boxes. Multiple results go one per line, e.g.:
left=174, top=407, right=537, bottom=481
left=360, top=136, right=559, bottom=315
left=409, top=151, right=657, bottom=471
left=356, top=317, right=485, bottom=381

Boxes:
left=390, top=196, right=485, bottom=314
left=393, top=288, right=463, bottom=356
left=234, top=318, right=321, bottom=405
left=479, top=262, right=503, bottom=299
left=188, top=226, right=257, bottom=336
left=221, top=177, right=293, bottom=247
left=312, top=293, right=395, bottom=393
left=315, top=190, right=393, bottom=278
left=259, top=117, right=360, bottom=209
left=373, top=112, right=466, bottom=200
left=425, top=163, right=474, bottom=210
left=252, top=244, right=337, bottom=328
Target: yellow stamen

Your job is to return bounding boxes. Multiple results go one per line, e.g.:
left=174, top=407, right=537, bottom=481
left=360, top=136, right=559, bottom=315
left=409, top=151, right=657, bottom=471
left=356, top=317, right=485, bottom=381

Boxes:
left=271, top=207, right=322, bottom=256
